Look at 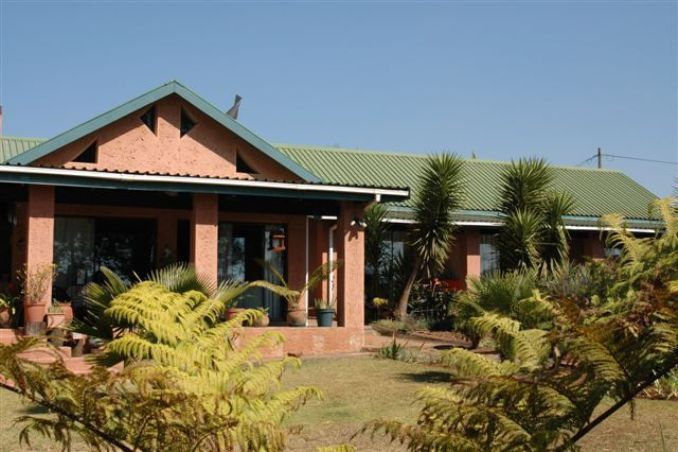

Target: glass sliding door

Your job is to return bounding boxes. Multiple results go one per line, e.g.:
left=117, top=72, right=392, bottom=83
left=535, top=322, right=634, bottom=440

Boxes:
left=218, top=223, right=287, bottom=321
left=53, top=217, right=156, bottom=302
left=54, top=217, right=96, bottom=301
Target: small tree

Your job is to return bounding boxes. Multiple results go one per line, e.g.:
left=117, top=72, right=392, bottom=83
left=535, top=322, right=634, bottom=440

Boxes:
left=396, top=154, right=465, bottom=319
left=498, top=158, right=575, bottom=270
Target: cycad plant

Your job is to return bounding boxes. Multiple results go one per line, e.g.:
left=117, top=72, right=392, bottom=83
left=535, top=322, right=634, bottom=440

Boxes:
left=2, top=268, right=320, bottom=451
left=498, top=158, right=575, bottom=270
left=396, top=154, right=465, bottom=319
left=70, top=263, right=232, bottom=342
left=366, top=198, right=677, bottom=451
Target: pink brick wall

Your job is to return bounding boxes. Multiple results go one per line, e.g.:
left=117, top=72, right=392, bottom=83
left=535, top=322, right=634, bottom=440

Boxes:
left=36, top=96, right=299, bottom=181
left=25, top=186, right=55, bottom=307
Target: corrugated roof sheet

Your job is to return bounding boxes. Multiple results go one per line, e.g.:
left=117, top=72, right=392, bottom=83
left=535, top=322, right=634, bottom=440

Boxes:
left=1, top=136, right=46, bottom=162
left=277, top=144, right=659, bottom=220
left=0, top=137, right=660, bottom=221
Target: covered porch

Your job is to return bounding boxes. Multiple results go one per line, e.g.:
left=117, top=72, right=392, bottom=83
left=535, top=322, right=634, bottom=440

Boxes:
left=0, top=166, right=408, bottom=355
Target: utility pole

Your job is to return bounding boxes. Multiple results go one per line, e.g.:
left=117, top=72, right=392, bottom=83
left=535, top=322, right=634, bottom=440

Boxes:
left=597, top=147, right=602, bottom=169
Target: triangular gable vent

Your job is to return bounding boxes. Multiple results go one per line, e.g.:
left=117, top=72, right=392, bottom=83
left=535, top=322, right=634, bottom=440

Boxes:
left=180, top=109, right=196, bottom=137
left=236, top=152, right=259, bottom=174
left=140, top=106, right=156, bottom=133
left=73, top=141, right=97, bottom=163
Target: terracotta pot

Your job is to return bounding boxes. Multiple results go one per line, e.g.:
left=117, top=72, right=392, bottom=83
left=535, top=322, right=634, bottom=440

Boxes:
left=0, top=308, right=10, bottom=328
left=24, top=302, right=47, bottom=323
left=61, top=305, right=73, bottom=322
left=287, top=308, right=306, bottom=327
left=226, top=308, right=245, bottom=321
left=46, top=313, right=66, bottom=329
left=253, top=314, right=270, bottom=327
left=24, top=302, right=47, bottom=336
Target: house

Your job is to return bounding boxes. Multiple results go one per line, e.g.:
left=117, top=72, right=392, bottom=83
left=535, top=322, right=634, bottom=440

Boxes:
left=0, top=81, right=660, bottom=355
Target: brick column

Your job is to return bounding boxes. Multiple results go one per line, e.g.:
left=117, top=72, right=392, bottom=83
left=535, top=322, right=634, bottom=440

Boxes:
left=191, top=194, right=218, bottom=285
left=24, top=185, right=55, bottom=328
left=337, top=202, right=365, bottom=329
left=465, top=228, right=481, bottom=282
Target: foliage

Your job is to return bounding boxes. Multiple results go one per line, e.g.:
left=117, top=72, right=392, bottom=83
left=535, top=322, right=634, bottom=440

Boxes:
left=641, top=367, right=678, bottom=400
left=453, top=270, right=538, bottom=348
left=259, top=261, right=338, bottom=310
left=371, top=318, right=428, bottom=336
left=18, top=263, right=56, bottom=303
left=46, top=304, right=64, bottom=314
left=315, top=298, right=336, bottom=310
left=70, top=263, right=228, bottom=342
left=0, top=292, right=21, bottom=327
left=1, top=274, right=321, bottom=451
left=408, top=280, right=457, bottom=329
left=397, top=154, right=465, bottom=319
left=375, top=336, right=413, bottom=362
left=365, top=203, right=390, bottom=301
left=365, top=198, right=678, bottom=451
left=497, top=158, right=575, bottom=270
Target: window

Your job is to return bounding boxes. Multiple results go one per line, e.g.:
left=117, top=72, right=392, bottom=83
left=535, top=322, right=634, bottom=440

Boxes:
left=73, top=142, right=97, bottom=163
left=236, top=152, right=259, bottom=174
left=480, top=233, right=500, bottom=276
left=180, top=109, right=196, bottom=137
left=140, top=106, right=156, bottom=133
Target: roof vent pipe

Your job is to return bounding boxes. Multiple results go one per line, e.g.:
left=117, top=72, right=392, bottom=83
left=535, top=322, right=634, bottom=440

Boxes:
left=226, top=95, right=242, bottom=120
left=0, top=106, right=3, bottom=136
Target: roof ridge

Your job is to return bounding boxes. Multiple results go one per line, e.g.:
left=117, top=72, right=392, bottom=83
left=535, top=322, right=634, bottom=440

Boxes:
left=275, top=143, right=624, bottom=174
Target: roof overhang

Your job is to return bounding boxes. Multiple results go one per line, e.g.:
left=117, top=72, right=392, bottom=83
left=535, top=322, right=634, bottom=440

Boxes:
left=0, top=165, right=409, bottom=203
left=382, top=206, right=662, bottom=233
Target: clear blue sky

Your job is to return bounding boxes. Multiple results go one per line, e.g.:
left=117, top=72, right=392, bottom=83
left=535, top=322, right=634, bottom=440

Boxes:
left=1, top=1, right=676, bottom=196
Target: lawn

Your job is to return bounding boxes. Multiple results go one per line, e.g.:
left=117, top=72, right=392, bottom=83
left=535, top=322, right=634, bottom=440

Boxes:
left=1, top=355, right=676, bottom=451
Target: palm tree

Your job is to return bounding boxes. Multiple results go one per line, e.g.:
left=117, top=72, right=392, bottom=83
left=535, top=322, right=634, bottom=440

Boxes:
left=364, top=203, right=389, bottom=301
left=396, top=154, right=465, bottom=319
left=497, top=158, right=574, bottom=270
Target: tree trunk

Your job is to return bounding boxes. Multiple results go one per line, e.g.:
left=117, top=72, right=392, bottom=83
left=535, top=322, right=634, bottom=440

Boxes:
left=396, top=256, right=421, bottom=320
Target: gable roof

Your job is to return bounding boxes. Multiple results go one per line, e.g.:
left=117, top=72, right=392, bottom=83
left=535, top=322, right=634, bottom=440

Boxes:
left=4, top=81, right=320, bottom=182
left=1, top=135, right=659, bottom=225
left=277, top=144, right=660, bottom=224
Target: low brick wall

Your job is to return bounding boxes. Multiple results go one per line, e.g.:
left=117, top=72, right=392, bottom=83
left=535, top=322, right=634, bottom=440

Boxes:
left=0, top=328, right=19, bottom=345
left=235, top=326, right=364, bottom=358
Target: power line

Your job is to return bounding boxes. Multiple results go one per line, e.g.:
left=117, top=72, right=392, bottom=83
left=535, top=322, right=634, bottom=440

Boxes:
left=603, top=153, right=676, bottom=165
left=576, top=150, right=677, bottom=168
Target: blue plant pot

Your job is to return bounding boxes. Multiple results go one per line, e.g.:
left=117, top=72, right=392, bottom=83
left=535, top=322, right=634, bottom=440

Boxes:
left=317, top=309, right=335, bottom=327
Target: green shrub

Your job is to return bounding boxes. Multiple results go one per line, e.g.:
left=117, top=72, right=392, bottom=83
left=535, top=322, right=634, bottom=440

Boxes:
left=375, top=336, right=412, bottom=362
left=642, top=367, right=678, bottom=400
left=370, top=317, right=428, bottom=336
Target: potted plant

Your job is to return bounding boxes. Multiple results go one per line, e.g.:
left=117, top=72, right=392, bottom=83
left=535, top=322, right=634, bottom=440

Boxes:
left=314, top=298, right=336, bottom=327
left=0, top=296, right=12, bottom=328
left=19, top=264, right=56, bottom=335
left=45, top=304, right=66, bottom=329
left=226, top=301, right=245, bottom=320
left=252, top=307, right=270, bottom=327
left=258, top=261, right=340, bottom=328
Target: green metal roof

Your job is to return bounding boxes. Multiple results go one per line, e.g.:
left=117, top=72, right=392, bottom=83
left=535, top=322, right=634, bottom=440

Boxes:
left=4, top=81, right=320, bottom=183
left=277, top=144, right=659, bottom=222
left=1, top=136, right=45, bottom=163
